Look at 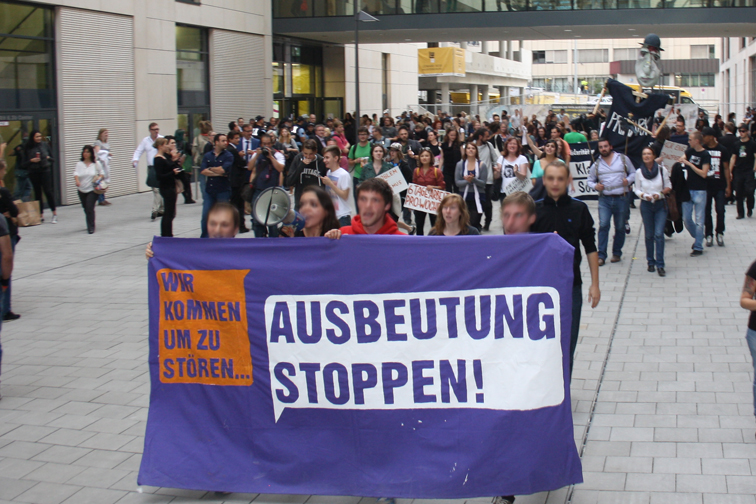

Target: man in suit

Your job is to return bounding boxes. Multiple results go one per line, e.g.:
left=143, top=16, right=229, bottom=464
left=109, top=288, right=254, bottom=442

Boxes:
left=235, top=125, right=260, bottom=232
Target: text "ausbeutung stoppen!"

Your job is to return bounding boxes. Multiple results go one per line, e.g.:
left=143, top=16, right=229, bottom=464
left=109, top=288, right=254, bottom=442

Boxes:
left=265, top=287, right=565, bottom=422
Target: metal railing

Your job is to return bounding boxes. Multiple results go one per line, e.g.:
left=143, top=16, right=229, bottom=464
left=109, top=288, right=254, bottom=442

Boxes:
left=274, top=0, right=754, bottom=17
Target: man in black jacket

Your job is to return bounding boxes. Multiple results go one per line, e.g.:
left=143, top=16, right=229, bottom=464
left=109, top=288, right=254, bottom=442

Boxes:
left=226, top=131, right=252, bottom=233
left=532, top=160, right=601, bottom=375
left=285, top=139, right=327, bottom=210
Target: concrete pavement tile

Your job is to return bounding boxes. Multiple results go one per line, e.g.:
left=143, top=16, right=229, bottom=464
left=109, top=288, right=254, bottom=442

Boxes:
left=0, top=457, right=45, bottom=478
left=0, top=476, right=38, bottom=500
left=32, top=445, right=91, bottom=464
left=676, top=474, right=727, bottom=493
left=37, top=427, right=98, bottom=447
left=0, top=440, right=52, bottom=459
left=110, top=492, right=176, bottom=503
left=649, top=494, right=702, bottom=504
left=625, top=473, right=675, bottom=492
left=652, top=457, right=701, bottom=475
left=703, top=495, right=756, bottom=504
left=65, top=466, right=131, bottom=489
left=60, top=486, right=127, bottom=504
left=72, top=449, right=132, bottom=469
left=726, top=475, right=756, bottom=494
left=22, top=462, right=88, bottom=484
left=701, top=458, right=752, bottom=475
left=14, top=482, right=82, bottom=504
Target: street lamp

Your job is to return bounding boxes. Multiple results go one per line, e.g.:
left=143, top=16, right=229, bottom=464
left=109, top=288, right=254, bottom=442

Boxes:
left=354, top=8, right=379, bottom=141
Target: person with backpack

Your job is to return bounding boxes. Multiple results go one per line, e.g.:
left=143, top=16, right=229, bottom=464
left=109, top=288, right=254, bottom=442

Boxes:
left=412, top=148, right=446, bottom=235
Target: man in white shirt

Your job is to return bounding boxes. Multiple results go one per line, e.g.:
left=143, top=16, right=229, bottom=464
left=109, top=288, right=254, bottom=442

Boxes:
left=132, top=122, right=164, bottom=220
left=321, top=146, right=352, bottom=227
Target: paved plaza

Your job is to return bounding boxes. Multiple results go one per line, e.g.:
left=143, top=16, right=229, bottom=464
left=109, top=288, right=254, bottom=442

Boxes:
left=0, top=192, right=755, bottom=504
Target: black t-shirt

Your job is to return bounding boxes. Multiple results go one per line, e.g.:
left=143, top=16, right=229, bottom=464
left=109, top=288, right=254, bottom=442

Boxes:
left=705, top=143, right=729, bottom=191
left=733, top=139, right=756, bottom=174
left=747, top=260, right=756, bottom=330
left=683, top=147, right=710, bottom=192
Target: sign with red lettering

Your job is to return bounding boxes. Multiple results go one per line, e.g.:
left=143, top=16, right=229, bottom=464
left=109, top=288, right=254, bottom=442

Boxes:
left=403, top=184, right=450, bottom=214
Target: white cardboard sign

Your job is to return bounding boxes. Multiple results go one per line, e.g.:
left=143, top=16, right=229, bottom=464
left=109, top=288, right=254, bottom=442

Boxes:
left=376, top=167, right=408, bottom=195
left=403, top=184, right=450, bottom=214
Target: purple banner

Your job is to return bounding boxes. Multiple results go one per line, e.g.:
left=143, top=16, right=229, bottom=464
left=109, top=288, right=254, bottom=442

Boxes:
left=138, top=234, right=583, bottom=498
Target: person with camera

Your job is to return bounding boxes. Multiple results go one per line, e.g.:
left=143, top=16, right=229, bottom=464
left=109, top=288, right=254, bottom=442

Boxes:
left=22, top=130, right=58, bottom=223
left=250, top=134, right=286, bottom=237
left=73, top=145, right=104, bottom=234
left=199, top=134, right=234, bottom=238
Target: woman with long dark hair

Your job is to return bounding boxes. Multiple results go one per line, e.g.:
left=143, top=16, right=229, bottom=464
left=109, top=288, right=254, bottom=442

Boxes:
left=440, top=127, right=462, bottom=194
left=22, top=130, right=57, bottom=223
left=429, top=193, right=479, bottom=236
left=296, top=185, right=341, bottom=237
left=494, top=137, right=530, bottom=198
left=153, top=137, right=182, bottom=237
left=634, top=146, right=671, bottom=277
left=412, top=149, right=446, bottom=235
left=73, top=145, right=104, bottom=234
left=455, top=142, right=488, bottom=231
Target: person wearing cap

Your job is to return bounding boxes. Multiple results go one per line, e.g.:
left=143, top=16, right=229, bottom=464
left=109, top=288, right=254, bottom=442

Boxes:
left=702, top=127, right=730, bottom=247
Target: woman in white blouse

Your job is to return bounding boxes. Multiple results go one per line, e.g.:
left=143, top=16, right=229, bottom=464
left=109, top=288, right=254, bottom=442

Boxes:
left=634, top=146, right=672, bottom=277
left=73, top=145, right=104, bottom=234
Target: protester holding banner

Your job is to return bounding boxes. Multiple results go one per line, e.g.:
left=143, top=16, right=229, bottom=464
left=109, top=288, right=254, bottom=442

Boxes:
left=680, top=131, right=711, bottom=256
left=495, top=138, right=530, bottom=198
left=455, top=143, right=488, bottom=231
left=634, top=146, right=671, bottom=277
left=337, top=178, right=405, bottom=236
left=427, top=193, right=479, bottom=236
left=532, top=160, right=600, bottom=373
left=500, top=191, right=537, bottom=236
left=296, top=186, right=342, bottom=237
left=440, top=128, right=462, bottom=194
left=412, top=149, right=446, bottom=235
left=587, top=138, right=635, bottom=266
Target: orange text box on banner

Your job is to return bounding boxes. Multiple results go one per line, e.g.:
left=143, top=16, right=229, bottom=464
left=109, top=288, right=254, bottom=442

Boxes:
left=157, top=269, right=252, bottom=386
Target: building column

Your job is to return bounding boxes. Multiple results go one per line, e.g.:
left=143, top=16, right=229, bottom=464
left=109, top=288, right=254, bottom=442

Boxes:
left=516, top=40, right=523, bottom=62
left=481, top=84, right=490, bottom=103
left=481, top=41, right=489, bottom=55
left=507, top=41, right=513, bottom=60
left=498, top=41, right=506, bottom=58
left=460, top=41, right=468, bottom=49
left=441, top=82, right=450, bottom=107
left=518, top=86, right=525, bottom=105
left=499, top=86, right=508, bottom=105
left=470, top=84, right=479, bottom=110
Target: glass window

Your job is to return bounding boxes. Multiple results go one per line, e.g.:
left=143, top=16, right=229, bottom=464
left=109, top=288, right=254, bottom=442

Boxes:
left=273, top=61, right=285, bottom=95
left=532, top=50, right=567, bottom=64
left=532, top=51, right=546, bottom=64
left=691, top=44, right=715, bottom=59
left=0, top=2, right=52, bottom=38
left=0, top=1, right=54, bottom=111
left=577, top=49, right=608, bottom=63
left=613, top=48, right=637, bottom=61
left=292, top=64, right=313, bottom=95
left=176, top=26, right=209, bottom=108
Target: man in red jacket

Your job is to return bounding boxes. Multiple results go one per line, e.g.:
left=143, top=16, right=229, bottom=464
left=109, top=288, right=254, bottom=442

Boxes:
left=339, top=178, right=406, bottom=235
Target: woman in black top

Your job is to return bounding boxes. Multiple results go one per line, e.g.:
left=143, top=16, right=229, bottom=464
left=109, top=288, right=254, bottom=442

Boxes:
left=22, top=130, right=57, bottom=223
left=440, top=128, right=462, bottom=194
left=154, top=137, right=182, bottom=237
left=426, top=130, right=441, bottom=163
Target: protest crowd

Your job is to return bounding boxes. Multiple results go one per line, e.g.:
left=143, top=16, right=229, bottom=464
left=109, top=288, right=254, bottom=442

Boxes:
left=133, top=101, right=756, bottom=504
left=4, top=94, right=756, bottom=504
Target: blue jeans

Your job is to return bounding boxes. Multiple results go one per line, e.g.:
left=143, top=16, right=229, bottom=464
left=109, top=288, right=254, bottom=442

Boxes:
left=0, top=288, right=5, bottom=381
left=747, top=329, right=756, bottom=417
left=640, top=199, right=667, bottom=268
left=598, top=195, right=627, bottom=260
left=570, top=283, right=582, bottom=376
left=682, top=190, right=706, bottom=252
left=2, top=235, right=16, bottom=317
left=201, top=189, right=231, bottom=238
left=13, top=170, right=32, bottom=201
